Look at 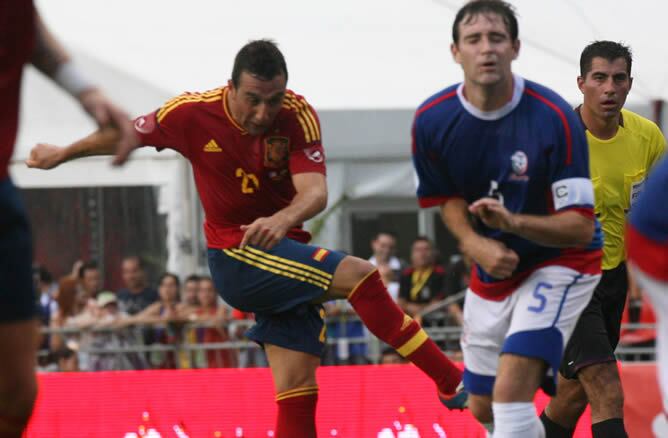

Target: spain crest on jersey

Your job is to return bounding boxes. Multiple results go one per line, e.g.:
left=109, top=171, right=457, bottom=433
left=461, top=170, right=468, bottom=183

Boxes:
left=264, top=136, right=290, bottom=169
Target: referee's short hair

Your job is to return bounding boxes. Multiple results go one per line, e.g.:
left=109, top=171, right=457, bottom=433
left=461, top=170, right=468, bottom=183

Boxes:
left=580, top=41, right=633, bottom=77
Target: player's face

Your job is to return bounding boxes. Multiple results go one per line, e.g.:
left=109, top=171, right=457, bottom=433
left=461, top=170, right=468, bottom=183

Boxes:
left=451, top=13, right=519, bottom=87
left=578, top=57, right=632, bottom=120
left=228, top=71, right=287, bottom=136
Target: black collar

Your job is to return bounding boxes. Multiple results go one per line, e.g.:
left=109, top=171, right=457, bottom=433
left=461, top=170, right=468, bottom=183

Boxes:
left=574, top=105, right=625, bottom=132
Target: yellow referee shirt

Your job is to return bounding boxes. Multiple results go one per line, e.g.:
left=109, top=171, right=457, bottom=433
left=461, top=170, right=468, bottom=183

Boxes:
left=586, top=108, right=666, bottom=270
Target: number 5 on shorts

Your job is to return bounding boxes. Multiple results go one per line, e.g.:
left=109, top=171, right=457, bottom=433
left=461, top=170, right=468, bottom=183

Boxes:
left=528, top=282, right=552, bottom=313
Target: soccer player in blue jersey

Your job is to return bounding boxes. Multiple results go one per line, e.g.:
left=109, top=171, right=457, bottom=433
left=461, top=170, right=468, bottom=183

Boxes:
left=626, top=156, right=668, bottom=432
left=412, top=1, right=602, bottom=436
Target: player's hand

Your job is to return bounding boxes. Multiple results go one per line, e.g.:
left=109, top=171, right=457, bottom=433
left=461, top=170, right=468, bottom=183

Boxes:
left=469, top=197, right=517, bottom=232
left=239, top=212, right=292, bottom=250
left=466, top=237, right=519, bottom=279
left=77, top=88, right=138, bottom=166
left=25, top=143, right=65, bottom=169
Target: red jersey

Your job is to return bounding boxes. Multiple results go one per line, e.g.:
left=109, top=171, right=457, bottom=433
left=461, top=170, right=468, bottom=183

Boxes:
left=0, top=0, right=35, bottom=180
left=134, top=87, right=326, bottom=248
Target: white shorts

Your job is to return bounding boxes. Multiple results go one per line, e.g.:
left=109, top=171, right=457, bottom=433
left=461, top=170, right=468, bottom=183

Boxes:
left=632, top=267, right=668, bottom=416
left=461, top=265, right=600, bottom=396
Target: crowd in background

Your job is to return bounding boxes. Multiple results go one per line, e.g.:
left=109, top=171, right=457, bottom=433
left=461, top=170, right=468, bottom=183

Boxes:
left=34, top=230, right=652, bottom=372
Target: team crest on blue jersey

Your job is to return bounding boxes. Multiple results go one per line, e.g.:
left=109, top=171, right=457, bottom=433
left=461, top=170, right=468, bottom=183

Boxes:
left=510, top=150, right=529, bottom=181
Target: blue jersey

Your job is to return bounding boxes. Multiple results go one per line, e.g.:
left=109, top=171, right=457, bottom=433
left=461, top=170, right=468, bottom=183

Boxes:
left=627, top=156, right=668, bottom=282
left=413, top=76, right=602, bottom=300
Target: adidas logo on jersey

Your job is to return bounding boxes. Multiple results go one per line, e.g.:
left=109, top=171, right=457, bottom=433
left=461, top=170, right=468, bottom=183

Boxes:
left=203, top=139, right=222, bottom=152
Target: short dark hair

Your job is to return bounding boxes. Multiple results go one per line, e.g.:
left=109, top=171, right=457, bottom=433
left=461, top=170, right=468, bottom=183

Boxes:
left=413, top=236, right=432, bottom=245
left=122, top=255, right=145, bottom=270
left=78, top=261, right=99, bottom=279
left=452, top=0, right=518, bottom=43
left=580, top=41, right=633, bottom=77
left=374, top=231, right=398, bottom=241
left=231, top=39, right=288, bottom=88
left=158, top=272, right=180, bottom=288
left=184, top=274, right=201, bottom=284
left=33, top=265, right=53, bottom=284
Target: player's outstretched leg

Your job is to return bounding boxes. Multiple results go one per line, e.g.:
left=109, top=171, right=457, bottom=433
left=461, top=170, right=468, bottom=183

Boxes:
left=266, top=344, right=320, bottom=438
left=0, top=320, right=39, bottom=438
left=327, top=257, right=465, bottom=408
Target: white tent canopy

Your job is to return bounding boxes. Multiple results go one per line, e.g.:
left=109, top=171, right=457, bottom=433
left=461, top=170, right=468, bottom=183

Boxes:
left=14, top=0, right=668, bottom=269
left=10, top=53, right=199, bottom=275
left=33, top=0, right=668, bottom=109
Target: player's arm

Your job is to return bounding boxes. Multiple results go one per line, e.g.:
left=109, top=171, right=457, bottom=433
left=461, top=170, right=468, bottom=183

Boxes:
left=469, top=197, right=595, bottom=247
left=441, top=199, right=519, bottom=279
left=472, top=97, right=598, bottom=248
left=411, top=111, right=519, bottom=279
left=31, top=9, right=135, bottom=158
left=240, top=172, right=327, bottom=249
left=27, top=97, right=192, bottom=170
left=26, top=126, right=138, bottom=170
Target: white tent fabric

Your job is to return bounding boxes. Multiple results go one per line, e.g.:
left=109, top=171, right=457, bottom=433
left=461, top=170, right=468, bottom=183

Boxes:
left=10, top=54, right=200, bottom=275
left=16, top=0, right=668, bottom=263
left=34, top=0, right=668, bottom=109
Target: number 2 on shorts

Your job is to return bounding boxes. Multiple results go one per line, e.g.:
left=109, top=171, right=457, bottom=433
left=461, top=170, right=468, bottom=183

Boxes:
left=528, top=282, right=552, bottom=313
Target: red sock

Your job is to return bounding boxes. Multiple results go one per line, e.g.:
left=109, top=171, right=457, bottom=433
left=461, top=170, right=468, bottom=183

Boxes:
left=348, top=270, right=462, bottom=394
left=275, top=386, right=318, bottom=438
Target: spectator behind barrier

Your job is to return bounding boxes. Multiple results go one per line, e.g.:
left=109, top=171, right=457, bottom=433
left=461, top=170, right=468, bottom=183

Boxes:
left=398, top=237, right=446, bottom=324
left=193, top=277, right=237, bottom=368
left=116, top=256, right=158, bottom=315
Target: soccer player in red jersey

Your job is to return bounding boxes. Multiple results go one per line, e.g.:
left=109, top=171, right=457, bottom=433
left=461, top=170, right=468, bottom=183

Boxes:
left=1, top=1, right=133, bottom=436
left=28, top=40, right=466, bottom=437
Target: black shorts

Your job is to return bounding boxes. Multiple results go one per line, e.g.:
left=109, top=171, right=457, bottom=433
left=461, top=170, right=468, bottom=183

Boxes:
left=559, top=262, right=628, bottom=379
left=0, top=178, right=36, bottom=322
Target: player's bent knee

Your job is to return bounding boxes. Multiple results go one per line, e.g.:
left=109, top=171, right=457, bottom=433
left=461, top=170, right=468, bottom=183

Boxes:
left=329, top=256, right=376, bottom=297
left=345, top=257, right=375, bottom=282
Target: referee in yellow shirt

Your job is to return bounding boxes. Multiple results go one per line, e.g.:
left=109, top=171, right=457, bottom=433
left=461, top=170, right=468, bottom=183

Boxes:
left=541, top=41, right=666, bottom=438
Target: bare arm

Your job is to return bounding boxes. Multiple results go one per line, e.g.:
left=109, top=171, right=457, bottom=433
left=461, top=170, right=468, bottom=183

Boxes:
left=30, top=11, right=69, bottom=76
left=440, top=199, right=519, bottom=279
left=240, top=172, right=328, bottom=249
left=26, top=126, right=139, bottom=169
left=447, top=303, right=464, bottom=326
left=469, top=198, right=595, bottom=248
left=30, top=9, right=136, bottom=163
left=122, top=303, right=162, bottom=326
